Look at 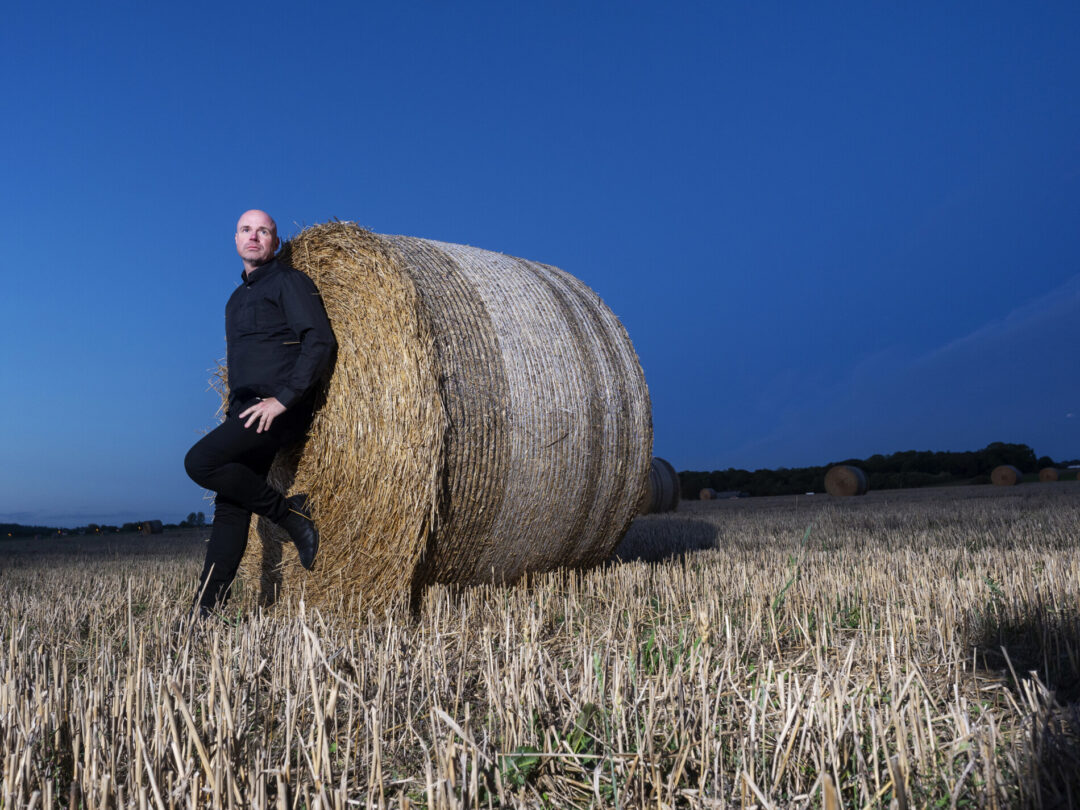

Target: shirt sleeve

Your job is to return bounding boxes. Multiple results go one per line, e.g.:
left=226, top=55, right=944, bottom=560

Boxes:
left=275, top=271, right=336, bottom=408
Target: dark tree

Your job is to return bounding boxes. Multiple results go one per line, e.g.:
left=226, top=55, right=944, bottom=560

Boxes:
left=680, top=442, right=1044, bottom=498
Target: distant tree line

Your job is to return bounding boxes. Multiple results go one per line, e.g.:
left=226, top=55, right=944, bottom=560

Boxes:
left=679, top=442, right=1062, bottom=499
left=2, top=511, right=207, bottom=539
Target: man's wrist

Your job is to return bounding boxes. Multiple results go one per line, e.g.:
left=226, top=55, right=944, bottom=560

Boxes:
left=276, top=388, right=297, bottom=409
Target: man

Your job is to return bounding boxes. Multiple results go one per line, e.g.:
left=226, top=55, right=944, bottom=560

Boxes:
left=184, top=209, right=336, bottom=616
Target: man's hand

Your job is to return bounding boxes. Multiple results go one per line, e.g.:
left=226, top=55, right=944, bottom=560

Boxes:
left=239, top=397, right=286, bottom=433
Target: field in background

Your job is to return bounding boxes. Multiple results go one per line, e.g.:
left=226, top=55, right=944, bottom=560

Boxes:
left=1, top=485, right=1078, bottom=808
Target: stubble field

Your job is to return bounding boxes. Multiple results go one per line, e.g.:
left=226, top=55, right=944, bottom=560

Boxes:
left=1, top=483, right=1078, bottom=808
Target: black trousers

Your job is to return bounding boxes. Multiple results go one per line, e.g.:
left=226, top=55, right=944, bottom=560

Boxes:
left=184, top=400, right=311, bottom=610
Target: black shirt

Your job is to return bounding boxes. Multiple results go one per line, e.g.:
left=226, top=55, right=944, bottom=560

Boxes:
left=225, top=258, right=336, bottom=413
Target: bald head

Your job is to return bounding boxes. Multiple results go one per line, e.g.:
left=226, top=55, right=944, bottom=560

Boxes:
left=235, top=209, right=280, bottom=274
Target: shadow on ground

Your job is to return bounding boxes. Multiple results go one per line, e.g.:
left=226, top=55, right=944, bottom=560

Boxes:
left=610, top=515, right=721, bottom=563
left=970, top=608, right=1080, bottom=806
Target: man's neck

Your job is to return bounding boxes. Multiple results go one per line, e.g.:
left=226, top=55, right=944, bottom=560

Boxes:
left=243, top=257, right=275, bottom=277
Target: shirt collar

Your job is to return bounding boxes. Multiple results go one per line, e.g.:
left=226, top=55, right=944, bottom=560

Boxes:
left=241, top=256, right=281, bottom=286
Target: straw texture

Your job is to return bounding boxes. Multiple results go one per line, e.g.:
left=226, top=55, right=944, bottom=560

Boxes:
left=824, top=465, right=869, bottom=497
left=1038, top=468, right=1060, bottom=483
left=237, top=222, right=652, bottom=607
left=991, top=465, right=1023, bottom=487
left=639, top=457, right=680, bottom=514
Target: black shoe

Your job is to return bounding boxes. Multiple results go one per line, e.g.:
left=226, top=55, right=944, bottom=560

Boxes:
left=280, top=494, right=319, bottom=570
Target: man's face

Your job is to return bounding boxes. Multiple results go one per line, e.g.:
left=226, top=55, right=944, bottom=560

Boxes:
left=235, top=210, right=279, bottom=267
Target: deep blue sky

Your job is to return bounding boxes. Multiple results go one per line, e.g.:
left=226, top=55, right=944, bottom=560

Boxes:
left=3, top=2, right=1078, bottom=526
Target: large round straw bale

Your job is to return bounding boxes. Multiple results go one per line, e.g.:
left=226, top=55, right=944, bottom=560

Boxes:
left=990, top=465, right=1023, bottom=486
left=238, top=222, right=652, bottom=608
left=639, top=457, right=680, bottom=514
left=1038, top=467, right=1060, bottom=482
left=699, top=487, right=718, bottom=500
left=824, top=465, right=869, bottom=496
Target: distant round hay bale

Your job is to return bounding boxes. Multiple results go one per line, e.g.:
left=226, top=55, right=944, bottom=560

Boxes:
left=1038, top=468, right=1060, bottom=482
left=824, top=465, right=869, bottom=497
left=699, top=488, right=718, bottom=500
left=639, top=457, right=680, bottom=514
left=990, top=465, right=1023, bottom=486
left=140, top=520, right=163, bottom=535
left=238, top=222, right=652, bottom=608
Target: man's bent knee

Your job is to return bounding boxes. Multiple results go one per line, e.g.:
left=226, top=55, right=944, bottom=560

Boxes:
left=184, top=442, right=214, bottom=489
